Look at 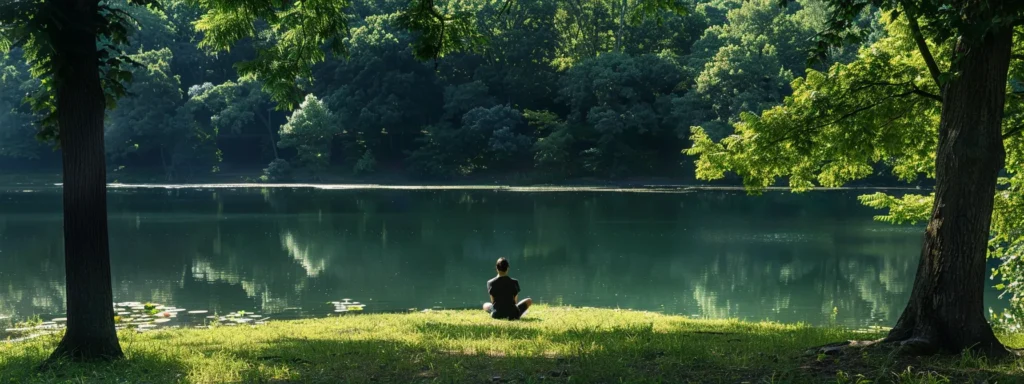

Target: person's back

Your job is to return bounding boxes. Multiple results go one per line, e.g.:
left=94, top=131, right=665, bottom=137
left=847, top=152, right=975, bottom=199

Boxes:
left=487, top=275, right=520, bottom=319
left=483, top=258, right=532, bottom=320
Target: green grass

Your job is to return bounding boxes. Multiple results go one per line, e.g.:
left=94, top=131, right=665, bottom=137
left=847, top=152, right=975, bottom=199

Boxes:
left=2, top=306, right=1023, bottom=383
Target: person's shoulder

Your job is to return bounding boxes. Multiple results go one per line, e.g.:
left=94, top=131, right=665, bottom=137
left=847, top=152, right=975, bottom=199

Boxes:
left=487, top=276, right=501, bottom=284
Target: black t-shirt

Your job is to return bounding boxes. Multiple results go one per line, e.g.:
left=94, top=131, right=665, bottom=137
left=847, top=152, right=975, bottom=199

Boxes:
left=487, top=275, right=521, bottom=317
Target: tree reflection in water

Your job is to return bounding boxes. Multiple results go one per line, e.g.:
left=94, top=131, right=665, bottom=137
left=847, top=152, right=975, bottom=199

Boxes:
left=0, top=187, right=993, bottom=329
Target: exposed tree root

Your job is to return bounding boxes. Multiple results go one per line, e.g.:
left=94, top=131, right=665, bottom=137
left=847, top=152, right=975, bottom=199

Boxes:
left=808, top=335, right=1013, bottom=359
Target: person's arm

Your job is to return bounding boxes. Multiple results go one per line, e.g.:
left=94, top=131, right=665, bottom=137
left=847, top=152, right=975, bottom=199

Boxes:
left=487, top=281, right=493, bottom=303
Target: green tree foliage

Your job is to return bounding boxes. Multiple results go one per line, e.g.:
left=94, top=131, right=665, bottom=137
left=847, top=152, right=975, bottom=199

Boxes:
left=1, top=0, right=847, bottom=183
left=557, top=52, right=682, bottom=177
left=105, top=49, right=183, bottom=173
left=688, top=17, right=939, bottom=191
left=277, top=94, right=338, bottom=173
left=192, top=0, right=351, bottom=107
left=459, top=0, right=561, bottom=110
left=314, top=12, right=443, bottom=166
left=674, top=0, right=824, bottom=138
left=0, top=50, right=44, bottom=160
left=688, top=4, right=1024, bottom=353
left=409, top=105, right=530, bottom=178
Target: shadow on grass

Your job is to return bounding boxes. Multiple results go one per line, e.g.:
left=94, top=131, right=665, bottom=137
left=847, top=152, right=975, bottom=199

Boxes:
left=236, top=323, right=818, bottom=382
left=415, top=321, right=544, bottom=341
left=0, top=348, right=190, bottom=383
left=3, top=321, right=1022, bottom=383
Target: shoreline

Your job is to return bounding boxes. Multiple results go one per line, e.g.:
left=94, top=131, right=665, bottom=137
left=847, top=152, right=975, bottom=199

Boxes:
left=3, top=182, right=926, bottom=193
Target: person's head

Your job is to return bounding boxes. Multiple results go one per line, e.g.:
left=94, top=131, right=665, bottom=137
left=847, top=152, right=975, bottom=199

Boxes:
left=495, top=257, right=510, bottom=275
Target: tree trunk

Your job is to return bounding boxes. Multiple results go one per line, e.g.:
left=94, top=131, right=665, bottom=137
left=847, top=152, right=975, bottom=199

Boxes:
left=883, top=25, right=1013, bottom=356
left=259, top=108, right=280, bottom=160
left=616, top=0, right=626, bottom=53
left=159, top=145, right=175, bottom=181
left=47, top=0, right=124, bottom=362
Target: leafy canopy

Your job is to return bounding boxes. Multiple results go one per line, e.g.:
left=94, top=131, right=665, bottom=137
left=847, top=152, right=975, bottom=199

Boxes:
left=688, top=11, right=1024, bottom=326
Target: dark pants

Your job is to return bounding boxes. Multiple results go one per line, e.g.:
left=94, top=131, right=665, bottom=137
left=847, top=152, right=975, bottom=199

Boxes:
left=487, top=298, right=532, bottom=320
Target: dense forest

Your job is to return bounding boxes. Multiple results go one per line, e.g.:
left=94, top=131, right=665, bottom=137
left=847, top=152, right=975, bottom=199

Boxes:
left=0, top=0, right=877, bottom=183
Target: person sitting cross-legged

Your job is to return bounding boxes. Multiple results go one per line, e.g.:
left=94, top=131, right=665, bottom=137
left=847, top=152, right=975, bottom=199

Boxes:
left=482, top=257, right=532, bottom=320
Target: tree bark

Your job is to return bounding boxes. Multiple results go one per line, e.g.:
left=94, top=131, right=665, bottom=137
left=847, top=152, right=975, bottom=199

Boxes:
left=46, top=0, right=124, bottom=362
left=883, top=24, right=1013, bottom=356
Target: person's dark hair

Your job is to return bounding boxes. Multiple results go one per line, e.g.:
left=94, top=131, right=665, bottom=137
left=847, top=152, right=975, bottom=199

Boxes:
left=496, top=257, right=509, bottom=272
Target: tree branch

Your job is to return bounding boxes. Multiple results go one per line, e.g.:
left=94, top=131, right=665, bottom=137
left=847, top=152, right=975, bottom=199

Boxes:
left=902, top=1, right=942, bottom=89
left=766, top=89, right=918, bottom=146
left=848, top=80, right=942, bottom=103
left=1003, top=124, right=1024, bottom=140
left=912, top=89, right=942, bottom=102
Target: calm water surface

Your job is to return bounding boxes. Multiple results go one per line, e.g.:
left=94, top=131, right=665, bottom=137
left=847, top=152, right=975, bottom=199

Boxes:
left=0, top=187, right=1005, bottom=330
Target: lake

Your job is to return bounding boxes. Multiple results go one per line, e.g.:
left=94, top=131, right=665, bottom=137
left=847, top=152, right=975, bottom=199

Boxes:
left=0, top=186, right=1007, bottom=333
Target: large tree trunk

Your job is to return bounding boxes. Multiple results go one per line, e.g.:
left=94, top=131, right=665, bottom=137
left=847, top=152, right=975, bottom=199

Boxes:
left=883, top=25, right=1013, bottom=356
left=46, top=0, right=124, bottom=362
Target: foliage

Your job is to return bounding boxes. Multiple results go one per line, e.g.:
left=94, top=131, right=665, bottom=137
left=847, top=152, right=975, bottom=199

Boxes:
left=316, top=12, right=443, bottom=165
left=408, top=105, right=530, bottom=178
left=105, top=48, right=183, bottom=169
left=0, top=50, right=44, bottom=160
left=0, top=0, right=858, bottom=182
left=0, top=0, right=156, bottom=141
left=261, top=159, right=292, bottom=182
left=353, top=149, right=376, bottom=175
left=687, top=11, right=1024, bottom=329
left=193, top=0, right=351, bottom=108
left=277, top=94, right=338, bottom=173
left=687, top=16, right=940, bottom=192
left=857, top=193, right=933, bottom=225
left=558, top=52, right=682, bottom=177
left=674, top=0, right=849, bottom=140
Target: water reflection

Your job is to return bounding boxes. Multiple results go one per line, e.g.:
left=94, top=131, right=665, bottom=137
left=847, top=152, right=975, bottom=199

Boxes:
left=0, top=188, right=1002, bottom=329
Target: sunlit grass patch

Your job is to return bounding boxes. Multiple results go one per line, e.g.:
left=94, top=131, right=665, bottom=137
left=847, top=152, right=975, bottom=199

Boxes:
left=1, top=306, right=1022, bottom=383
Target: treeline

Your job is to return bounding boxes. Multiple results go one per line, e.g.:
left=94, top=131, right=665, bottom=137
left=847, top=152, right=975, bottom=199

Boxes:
left=0, top=0, right=875, bottom=182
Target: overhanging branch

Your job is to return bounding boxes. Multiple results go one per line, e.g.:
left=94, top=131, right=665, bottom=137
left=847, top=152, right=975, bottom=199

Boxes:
left=912, top=89, right=942, bottom=102
left=848, top=80, right=942, bottom=103
left=902, top=1, right=942, bottom=89
left=765, top=88, right=918, bottom=146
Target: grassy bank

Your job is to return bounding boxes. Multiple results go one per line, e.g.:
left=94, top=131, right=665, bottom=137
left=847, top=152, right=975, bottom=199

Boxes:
left=2, top=307, right=1023, bottom=383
